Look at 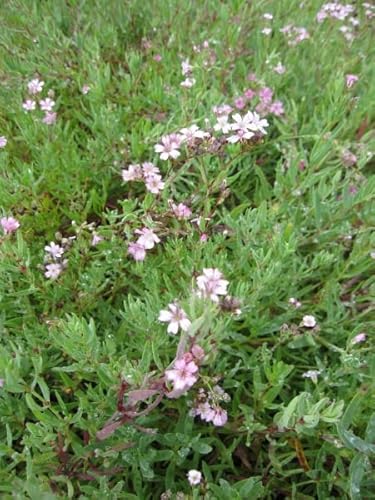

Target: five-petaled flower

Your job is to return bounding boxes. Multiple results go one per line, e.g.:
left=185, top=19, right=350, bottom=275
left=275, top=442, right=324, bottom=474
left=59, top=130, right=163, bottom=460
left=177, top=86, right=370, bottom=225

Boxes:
left=196, top=268, right=229, bottom=302
left=158, top=303, right=191, bottom=334
left=187, top=470, right=202, bottom=486
left=135, top=228, right=160, bottom=249
left=154, top=134, right=183, bottom=160
left=165, top=356, right=199, bottom=392
left=1, top=216, right=20, bottom=234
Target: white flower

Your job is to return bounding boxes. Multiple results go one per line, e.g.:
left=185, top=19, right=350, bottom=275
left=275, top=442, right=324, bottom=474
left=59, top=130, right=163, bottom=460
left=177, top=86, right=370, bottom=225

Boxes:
left=181, top=59, right=193, bottom=76
left=214, top=115, right=232, bottom=134
left=145, top=174, right=165, bottom=194
left=179, top=125, right=209, bottom=143
left=40, top=98, right=55, bottom=111
left=302, top=315, right=317, bottom=328
left=180, top=77, right=196, bottom=88
left=158, top=303, right=191, bottom=334
left=45, top=242, right=64, bottom=259
left=135, top=228, right=160, bottom=249
left=302, top=370, right=321, bottom=383
left=23, top=99, right=36, bottom=111
left=27, top=78, right=44, bottom=94
left=154, top=134, right=182, bottom=161
left=187, top=470, right=202, bottom=486
left=121, top=164, right=142, bottom=182
left=196, top=268, right=229, bottom=302
left=45, top=263, right=63, bottom=280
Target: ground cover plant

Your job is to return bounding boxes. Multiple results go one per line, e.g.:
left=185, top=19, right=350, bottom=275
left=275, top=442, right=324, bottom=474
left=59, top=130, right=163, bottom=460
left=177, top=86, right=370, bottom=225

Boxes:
left=0, top=0, right=374, bottom=498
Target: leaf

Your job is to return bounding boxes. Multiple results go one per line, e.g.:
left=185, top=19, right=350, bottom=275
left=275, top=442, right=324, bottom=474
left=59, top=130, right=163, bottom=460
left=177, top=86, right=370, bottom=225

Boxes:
left=349, top=454, right=369, bottom=500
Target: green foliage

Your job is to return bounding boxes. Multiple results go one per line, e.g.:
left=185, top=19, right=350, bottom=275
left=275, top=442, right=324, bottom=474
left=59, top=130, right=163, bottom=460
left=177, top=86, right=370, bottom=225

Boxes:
left=0, top=0, right=374, bottom=498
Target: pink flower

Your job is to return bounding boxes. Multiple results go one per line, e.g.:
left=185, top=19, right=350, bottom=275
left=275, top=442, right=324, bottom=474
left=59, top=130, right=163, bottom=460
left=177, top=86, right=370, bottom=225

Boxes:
left=351, top=333, right=366, bottom=344
left=341, top=150, right=357, bottom=167
left=191, top=344, right=205, bottom=361
left=27, top=78, right=44, bottom=94
left=346, top=74, right=359, bottom=88
left=195, top=401, right=215, bottom=421
left=0, top=136, right=7, bottom=148
left=23, top=99, right=36, bottom=111
left=142, top=162, right=159, bottom=177
left=1, top=216, right=20, bottom=234
left=145, top=174, right=165, bottom=194
left=258, top=87, right=273, bottom=103
left=128, top=242, right=146, bottom=261
left=212, top=407, right=228, bottom=426
left=302, top=315, right=317, bottom=328
left=45, top=263, right=63, bottom=280
left=40, top=98, right=55, bottom=111
left=212, top=104, right=233, bottom=116
left=171, top=202, right=192, bottom=219
left=196, top=268, right=229, bottom=302
left=179, top=125, right=209, bottom=143
left=42, top=112, right=57, bottom=125
left=135, top=228, right=160, bottom=249
left=165, top=357, right=198, bottom=392
left=187, top=470, right=202, bottom=486
left=273, top=62, right=286, bottom=74
left=153, top=54, right=162, bottom=62
left=269, top=100, right=285, bottom=116
left=244, top=88, right=256, bottom=100
left=234, top=96, right=247, bottom=109
left=247, top=72, right=257, bottom=81
left=181, top=59, right=192, bottom=76
left=44, top=241, right=64, bottom=259
left=81, top=84, right=91, bottom=94
left=180, top=77, right=196, bottom=88
left=122, top=164, right=143, bottom=181
left=91, top=233, right=103, bottom=246
left=154, top=133, right=182, bottom=160
left=158, top=303, right=191, bottom=334
left=200, top=233, right=208, bottom=242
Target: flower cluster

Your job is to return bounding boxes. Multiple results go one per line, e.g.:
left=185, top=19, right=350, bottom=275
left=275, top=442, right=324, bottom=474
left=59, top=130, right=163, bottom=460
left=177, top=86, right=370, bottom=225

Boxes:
left=154, top=125, right=209, bottom=161
left=1, top=216, right=20, bottom=235
left=122, top=162, right=165, bottom=194
left=180, top=58, right=196, bottom=88
left=363, top=2, right=375, bottom=19
left=317, top=3, right=355, bottom=23
left=44, top=240, right=68, bottom=280
left=128, top=227, right=160, bottom=261
left=23, top=78, right=57, bottom=125
left=280, top=25, right=310, bottom=46
left=261, top=12, right=273, bottom=36
left=316, top=3, right=360, bottom=42
left=228, top=82, right=285, bottom=118
left=190, top=385, right=230, bottom=427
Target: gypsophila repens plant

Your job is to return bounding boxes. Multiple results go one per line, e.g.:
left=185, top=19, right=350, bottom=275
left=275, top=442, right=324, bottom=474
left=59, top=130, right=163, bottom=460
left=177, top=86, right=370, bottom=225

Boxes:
left=0, top=0, right=374, bottom=498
